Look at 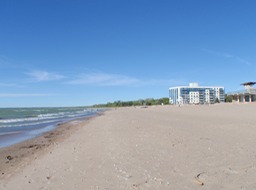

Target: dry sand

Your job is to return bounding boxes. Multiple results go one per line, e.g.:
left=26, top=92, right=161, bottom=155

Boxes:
left=1, top=104, right=256, bottom=189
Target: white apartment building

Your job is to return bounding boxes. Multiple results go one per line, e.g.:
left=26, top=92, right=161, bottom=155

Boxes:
left=169, top=83, right=225, bottom=105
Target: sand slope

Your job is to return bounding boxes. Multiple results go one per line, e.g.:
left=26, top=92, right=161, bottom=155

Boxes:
left=1, top=104, right=256, bottom=189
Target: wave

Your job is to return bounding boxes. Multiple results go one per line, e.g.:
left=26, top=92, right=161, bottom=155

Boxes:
left=0, top=108, right=99, bottom=129
left=0, top=119, right=61, bottom=128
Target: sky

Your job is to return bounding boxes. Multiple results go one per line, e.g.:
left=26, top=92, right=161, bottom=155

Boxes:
left=0, top=0, right=256, bottom=107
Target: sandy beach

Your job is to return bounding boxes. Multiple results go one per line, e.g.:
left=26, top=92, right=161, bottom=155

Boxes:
left=1, top=104, right=256, bottom=189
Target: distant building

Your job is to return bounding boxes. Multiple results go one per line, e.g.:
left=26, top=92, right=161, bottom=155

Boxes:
left=227, top=82, right=256, bottom=103
left=169, top=83, right=225, bottom=105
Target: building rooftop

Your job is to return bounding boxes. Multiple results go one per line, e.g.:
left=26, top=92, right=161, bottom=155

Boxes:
left=169, top=83, right=224, bottom=89
left=227, top=89, right=256, bottom=95
left=241, top=82, right=256, bottom=86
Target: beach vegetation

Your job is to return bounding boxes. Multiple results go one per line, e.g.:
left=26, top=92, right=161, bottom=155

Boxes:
left=215, top=98, right=220, bottom=103
left=225, top=95, right=233, bottom=103
left=92, top=97, right=170, bottom=108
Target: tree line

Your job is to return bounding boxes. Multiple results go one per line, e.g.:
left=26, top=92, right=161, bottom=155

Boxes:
left=92, top=97, right=170, bottom=108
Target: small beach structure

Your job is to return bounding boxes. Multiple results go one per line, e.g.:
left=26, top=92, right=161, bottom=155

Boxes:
left=227, top=82, right=256, bottom=103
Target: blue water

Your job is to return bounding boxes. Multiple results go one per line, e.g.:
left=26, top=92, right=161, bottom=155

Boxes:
left=0, top=107, right=101, bottom=148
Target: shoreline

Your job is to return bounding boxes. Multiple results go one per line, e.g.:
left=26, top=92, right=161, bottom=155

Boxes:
left=0, top=113, right=102, bottom=179
left=0, top=107, right=102, bottom=149
left=0, top=110, right=102, bottom=149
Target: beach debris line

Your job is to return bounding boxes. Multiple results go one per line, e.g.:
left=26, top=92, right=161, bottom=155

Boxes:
left=194, top=172, right=205, bottom=186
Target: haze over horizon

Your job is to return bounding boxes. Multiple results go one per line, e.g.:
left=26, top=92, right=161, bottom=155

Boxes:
left=1, top=0, right=255, bottom=107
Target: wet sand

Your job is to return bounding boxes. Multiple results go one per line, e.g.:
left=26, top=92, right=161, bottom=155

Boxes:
left=1, top=104, right=256, bottom=189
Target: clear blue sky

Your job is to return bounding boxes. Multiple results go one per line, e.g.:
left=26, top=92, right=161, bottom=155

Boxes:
left=0, top=0, right=256, bottom=107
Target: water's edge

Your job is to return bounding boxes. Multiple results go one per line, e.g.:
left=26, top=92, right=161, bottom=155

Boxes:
left=0, top=110, right=103, bottom=148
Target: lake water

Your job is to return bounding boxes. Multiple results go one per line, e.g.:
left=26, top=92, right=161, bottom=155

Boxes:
left=0, top=107, right=101, bottom=148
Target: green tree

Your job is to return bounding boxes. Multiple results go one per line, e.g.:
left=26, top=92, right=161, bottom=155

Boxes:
left=225, top=95, right=233, bottom=103
left=91, top=97, right=171, bottom=107
left=215, top=98, right=220, bottom=103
